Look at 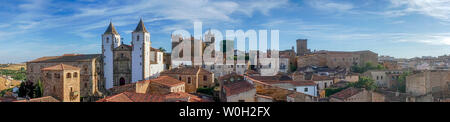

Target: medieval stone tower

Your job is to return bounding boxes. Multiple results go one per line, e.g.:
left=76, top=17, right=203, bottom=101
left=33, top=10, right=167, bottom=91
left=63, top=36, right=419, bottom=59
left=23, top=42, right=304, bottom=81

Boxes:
left=102, top=22, right=121, bottom=89
left=131, top=18, right=151, bottom=83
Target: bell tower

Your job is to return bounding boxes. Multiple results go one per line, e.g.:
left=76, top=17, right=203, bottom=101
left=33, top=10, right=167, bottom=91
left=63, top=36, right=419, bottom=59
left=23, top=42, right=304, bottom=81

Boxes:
left=102, top=22, right=121, bottom=89
left=131, top=18, right=151, bottom=82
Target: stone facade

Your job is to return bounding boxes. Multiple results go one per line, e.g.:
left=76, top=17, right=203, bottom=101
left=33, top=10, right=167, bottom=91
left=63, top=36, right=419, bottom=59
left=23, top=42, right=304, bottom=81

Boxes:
left=160, top=66, right=214, bottom=93
left=219, top=73, right=256, bottom=102
left=297, top=50, right=378, bottom=69
left=113, top=45, right=132, bottom=86
left=26, top=54, right=102, bottom=100
left=41, top=64, right=80, bottom=102
left=406, top=70, right=450, bottom=96
left=286, top=92, right=317, bottom=102
left=329, top=87, right=370, bottom=102
left=136, top=76, right=185, bottom=95
left=296, top=39, right=309, bottom=56
left=364, top=70, right=404, bottom=88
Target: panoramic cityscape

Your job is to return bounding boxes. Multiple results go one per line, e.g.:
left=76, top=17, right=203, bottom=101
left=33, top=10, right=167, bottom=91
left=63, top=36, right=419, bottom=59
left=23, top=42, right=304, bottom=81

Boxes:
left=1, top=0, right=450, bottom=103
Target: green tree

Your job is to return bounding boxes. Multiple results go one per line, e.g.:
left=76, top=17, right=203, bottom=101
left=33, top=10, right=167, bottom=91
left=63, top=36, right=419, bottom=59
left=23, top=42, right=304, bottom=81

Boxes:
left=197, top=87, right=215, bottom=96
left=158, top=47, right=166, bottom=53
left=18, top=81, right=35, bottom=98
left=34, top=80, right=43, bottom=98
left=349, top=76, right=377, bottom=91
left=351, top=62, right=385, bottom=73
left=394, top=72, right=411, bottom=93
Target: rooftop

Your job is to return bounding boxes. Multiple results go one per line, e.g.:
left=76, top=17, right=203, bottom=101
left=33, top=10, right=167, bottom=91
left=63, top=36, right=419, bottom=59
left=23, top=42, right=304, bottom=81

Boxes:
left=28, top=54, right=101, bottom=63
left=97, top=92, right=210, bottom=102
left=14, top=96, right=60, bottom=102
left=160, top=66, right=211, bottom=75
left=223, top=81, right=255, bottom=97
left=330, top=87, right=364, bottom=100
left=139, top=76, right=184, bottom=87
left=41, top=63, right=80, bottom=71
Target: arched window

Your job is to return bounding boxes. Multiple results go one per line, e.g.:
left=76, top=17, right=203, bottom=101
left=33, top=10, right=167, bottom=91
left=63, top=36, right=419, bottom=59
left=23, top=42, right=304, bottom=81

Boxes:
left=179, top=76, right=182, bottom=81
left=73, top=72, right=78, bottom=78
left=137, top=35, right=140, bottom=41
left=106, top=37, right=109, bottom=43
left=66, top=73, right=72, bottom=78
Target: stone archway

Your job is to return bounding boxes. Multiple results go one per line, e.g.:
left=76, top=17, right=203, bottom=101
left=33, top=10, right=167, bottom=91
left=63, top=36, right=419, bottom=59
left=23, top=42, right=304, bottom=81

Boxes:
left=119, top=77, right=126, bottom=86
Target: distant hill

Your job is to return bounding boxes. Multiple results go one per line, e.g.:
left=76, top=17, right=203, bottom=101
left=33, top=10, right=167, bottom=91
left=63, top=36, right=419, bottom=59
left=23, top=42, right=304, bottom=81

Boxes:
left=0, top=63, right=26, bottom=70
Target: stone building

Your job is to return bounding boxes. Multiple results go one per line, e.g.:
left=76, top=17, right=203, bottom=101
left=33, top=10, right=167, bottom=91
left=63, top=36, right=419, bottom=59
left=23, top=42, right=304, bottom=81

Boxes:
left=136, top=76, right=185, bottom=95
left=406, top=70, right=450, bottom=96
left=102, top=19, right=165, bottom=89
left=41, top=64, right=80, bottom=102
left=286, top=92, right=317, bottom=102
left=160, top=66, right=214, bottom=93
left=364, top=70, right=404, bottom=88
left=311, top=75, right=333, bottom=90
left=219, top=73, right=256, bottom=102
left=26, top=54, right=102, bottom=100
left=247, top=74, right=318, bottom=97
left=297, top=50, right=378, bottom=69
left=329, top=87, right=370, bottom=102
left=113, top=44, right=132, bottom=86
left=296, top=39, right=309, bottom=56
left=333, top=73, right=359, bottom=83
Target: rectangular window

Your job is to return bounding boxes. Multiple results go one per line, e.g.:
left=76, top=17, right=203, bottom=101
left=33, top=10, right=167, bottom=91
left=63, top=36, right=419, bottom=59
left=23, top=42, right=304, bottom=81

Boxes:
left=304, top=88, right=308, bottom=92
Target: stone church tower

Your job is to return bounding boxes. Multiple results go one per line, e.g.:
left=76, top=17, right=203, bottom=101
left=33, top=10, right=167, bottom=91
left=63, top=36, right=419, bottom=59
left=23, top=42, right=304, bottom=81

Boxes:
left=102, top=22, right=121, bottom=89
left=131, top=19, right=151, bottom=82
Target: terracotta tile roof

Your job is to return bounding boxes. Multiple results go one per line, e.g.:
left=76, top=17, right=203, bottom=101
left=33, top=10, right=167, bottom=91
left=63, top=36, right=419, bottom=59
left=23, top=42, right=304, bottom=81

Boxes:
left=290, top=80, right=316, bottom=86
left=287, top=91, right=314, bottom=98
left=41, top=64, right=80, bottom=71
left=28, top=54, right=100, bottom=63
left=256, top=94, right=273, bottom=99
left=245, top=70, right=260, bottom=75
left=139, top=76, right=184, bottom=87
left=312, top=75, right=332, bottom=81
left=151, top=47, right=161, bottom=52
left=108, top=83, right=136, bottom=95
left=248, top=75, right=293, bottom=83
left=161, top=66, right=211, bottom=75
left=165, top=92, right=212, bottom=102
left=223, top=81, right=255, bottom=97
left=218, top=73, right=244, bottom=82
left=97, top=92, right=211, bottom=102
left=97, top=92, right=165, bottom=102
left=330, top=87, right=363, bottom=100
left=14, top=96, right=60, bottom=102
left=0, top=97, right=17, bottom=102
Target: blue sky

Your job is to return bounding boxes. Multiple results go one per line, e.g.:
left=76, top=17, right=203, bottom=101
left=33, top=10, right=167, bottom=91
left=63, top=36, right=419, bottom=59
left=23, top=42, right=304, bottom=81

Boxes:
left=1, top=0, right=450, bottom=63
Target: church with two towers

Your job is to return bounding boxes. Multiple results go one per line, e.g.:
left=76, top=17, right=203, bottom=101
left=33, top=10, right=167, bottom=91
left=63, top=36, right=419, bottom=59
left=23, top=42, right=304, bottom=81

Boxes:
left=102, top=19, right=164, bottom=89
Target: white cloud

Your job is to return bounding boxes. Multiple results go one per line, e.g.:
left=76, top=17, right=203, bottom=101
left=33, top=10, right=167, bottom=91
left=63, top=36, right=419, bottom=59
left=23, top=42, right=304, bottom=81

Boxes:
left=387, top=0, right=450, bottom=22
left=305, top=0, right=354, bottom=13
